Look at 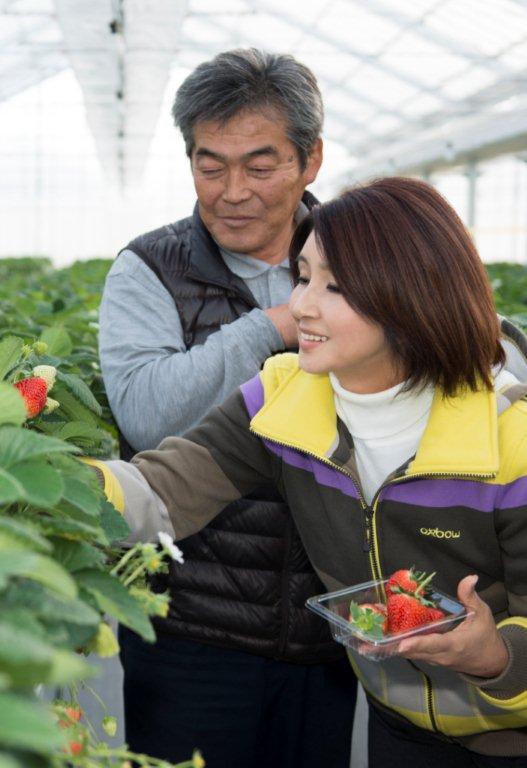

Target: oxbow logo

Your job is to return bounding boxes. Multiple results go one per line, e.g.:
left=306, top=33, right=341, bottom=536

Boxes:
left=420, top=527, right=461, bottom=539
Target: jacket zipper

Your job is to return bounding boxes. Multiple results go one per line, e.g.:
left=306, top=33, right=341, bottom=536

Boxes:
left=250, top=427, right=496, bottom=732
left=248, top=428, right=375, bottom=571
left=368, top=468, right=495, bottom=733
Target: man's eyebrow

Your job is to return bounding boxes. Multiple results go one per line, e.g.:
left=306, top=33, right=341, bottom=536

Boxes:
left=243, top=146, right=279, bottom=161
left=194, top=148, right=226, bottom=161
left=194, top=146, right=280, bottom=162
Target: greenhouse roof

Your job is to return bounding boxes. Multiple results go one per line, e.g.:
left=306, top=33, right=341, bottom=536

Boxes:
left=1, top=0, right=526, bottom=190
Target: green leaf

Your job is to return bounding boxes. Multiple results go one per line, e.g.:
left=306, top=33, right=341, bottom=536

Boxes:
left=56, top=371, right=102, bottom=415
left=99, top=498, right=130, bottom=542
left=0, top=384, right=26, bottom=427
left=0, top=552, right=77, bottom=599
left=0, top=692, right=64, bottom=753
left=0, top=750, right=49, bottom=768
left=51, top=537, right=106, bottom=573
left=2, top=581, right=99, bottom=627
left=7, top=462, right=64, bottom=508
left=39, top=326, right=72, bottom=357
left=61, top=476, right=101, bottom=517
left=51, top=382, right=97, bottom=425
left=36, top=515, right=106, bottom=544
left=0, top=620, right=55, bottom=685
left=50, top=420, right=107, bottom=445
left=47, top=648, right=94, bottom=685
left=0, top=426, right=77, bottom=467
left=0, top=337, right=23, bottom=381
left=0, top=468, right=24, bottom=505
left=76, top=569, right=155, bottom=642
left=0, top=518, right=52, bottom=554
left=0, top=753, right=24, bottom=768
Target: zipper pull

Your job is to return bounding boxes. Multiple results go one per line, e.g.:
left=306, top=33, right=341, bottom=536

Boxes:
left=363, top=509, right=372, bottom=552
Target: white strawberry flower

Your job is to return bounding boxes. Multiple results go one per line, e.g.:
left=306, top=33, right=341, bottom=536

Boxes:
left=157, top=531, right=184, bottom=564
left=33, top=365, right=57, bottom=392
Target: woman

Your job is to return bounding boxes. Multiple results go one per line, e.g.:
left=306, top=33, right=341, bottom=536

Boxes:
left=91, top=177, right=527, bottom=766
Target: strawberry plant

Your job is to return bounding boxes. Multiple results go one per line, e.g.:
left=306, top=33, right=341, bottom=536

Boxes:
left=0, top=257, right=203, bottom=767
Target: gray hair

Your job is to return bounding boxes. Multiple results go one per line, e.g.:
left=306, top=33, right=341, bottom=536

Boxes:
left=172, top=48, right=323, bottom=170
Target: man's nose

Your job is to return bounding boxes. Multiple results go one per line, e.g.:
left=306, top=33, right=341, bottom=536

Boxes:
left=222, top=169, right=251, bottom=204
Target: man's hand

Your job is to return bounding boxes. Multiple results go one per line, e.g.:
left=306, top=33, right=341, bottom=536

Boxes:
left=264, top=303, right=298, bottom=348
left=397, top=575, right=509, bottom=678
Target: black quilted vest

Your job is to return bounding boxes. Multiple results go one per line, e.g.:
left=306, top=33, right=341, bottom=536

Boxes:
left=121, top=198, right=343, bottom=664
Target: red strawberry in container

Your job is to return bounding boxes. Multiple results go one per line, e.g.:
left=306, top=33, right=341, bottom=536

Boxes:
left=385, top=567, right=435, bottom=599
left=385, top=569, right=446, bottom=634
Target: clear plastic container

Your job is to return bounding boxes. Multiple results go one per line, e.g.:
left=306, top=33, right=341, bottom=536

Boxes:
left=306, top=579, right=473, bottom=661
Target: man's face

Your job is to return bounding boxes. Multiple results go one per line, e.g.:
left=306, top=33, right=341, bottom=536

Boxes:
left=191, top=109, right=322, bottom=263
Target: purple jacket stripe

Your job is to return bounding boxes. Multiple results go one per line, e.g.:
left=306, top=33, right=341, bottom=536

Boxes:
left=382, top=476, right=527, bottom=512
left=240, top=375, right=265, bottom=419
left=240, top=376, right=359, bottom=499
left=264, top=442, right=359, bottom=499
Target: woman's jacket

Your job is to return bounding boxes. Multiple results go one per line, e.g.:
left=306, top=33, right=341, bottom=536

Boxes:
left=92, top=322, right=527, bottom=756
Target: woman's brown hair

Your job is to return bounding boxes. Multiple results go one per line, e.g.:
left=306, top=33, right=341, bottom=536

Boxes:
left=290, top=177, right=505, bottom=395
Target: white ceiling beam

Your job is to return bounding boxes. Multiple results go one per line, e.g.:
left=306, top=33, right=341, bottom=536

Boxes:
left=54, top=0, right=121, bottom=185
left=0, top=58, right=66, bottom=102
left=54, top=0, right=188, bottom=191
left=342, top=67, right=527, bottom=157
left=0, top=11, right=67, bottom=102
left=344, top=100, right=527, bottom=180
left=351, top=0, right=512, bottom=76
left=243, top=0, right=457, bottom=103
left=181, top=19, right=405, bottom=138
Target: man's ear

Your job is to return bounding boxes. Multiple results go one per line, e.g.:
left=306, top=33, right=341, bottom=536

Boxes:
left=303, top=138, right=323, bottom=186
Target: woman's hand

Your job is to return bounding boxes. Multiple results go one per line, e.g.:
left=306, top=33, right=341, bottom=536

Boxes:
left=397, top=575, right=509, bottom=678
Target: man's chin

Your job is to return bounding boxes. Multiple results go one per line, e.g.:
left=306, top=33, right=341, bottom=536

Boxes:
left=215, top=232, right=263, bottom=256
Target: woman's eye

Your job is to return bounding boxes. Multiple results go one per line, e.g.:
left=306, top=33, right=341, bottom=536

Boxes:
left=327, top=283, right=341, bottom=293
left=297, top=276, right=309, bottom=285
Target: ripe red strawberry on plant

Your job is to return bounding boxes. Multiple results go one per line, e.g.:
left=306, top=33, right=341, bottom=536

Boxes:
left=13, top=376, right=48, bottom=418
left=67, top=740, right=84, bottom=756
left=57, top=704, right=83, bottom=728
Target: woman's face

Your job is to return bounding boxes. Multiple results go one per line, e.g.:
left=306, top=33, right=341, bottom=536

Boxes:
left=289, top=232, right=401, bottom=394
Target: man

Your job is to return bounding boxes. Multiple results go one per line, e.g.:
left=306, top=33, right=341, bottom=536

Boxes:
left=99, top=48, right=357, bottom=768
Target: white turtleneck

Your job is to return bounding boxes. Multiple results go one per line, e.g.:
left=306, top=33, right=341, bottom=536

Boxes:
left=329, top=368, right=518, bottom=505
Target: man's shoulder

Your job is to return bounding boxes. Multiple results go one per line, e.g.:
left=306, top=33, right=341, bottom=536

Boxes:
left=125, top=214, right=194, bottom=258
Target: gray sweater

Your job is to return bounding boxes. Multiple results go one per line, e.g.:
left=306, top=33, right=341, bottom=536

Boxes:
left=98, top=248, right=292, bottom=451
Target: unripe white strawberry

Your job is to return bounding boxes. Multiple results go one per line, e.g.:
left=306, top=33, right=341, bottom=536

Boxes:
left=32, top=365, right=57, bottom=392
left=44, top=397, right=60, bottom=414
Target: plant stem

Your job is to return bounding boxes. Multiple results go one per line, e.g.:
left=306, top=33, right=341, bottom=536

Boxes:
left=110, top=546, right=136, bottom=576
left=123, top=562, right=146, bottom=587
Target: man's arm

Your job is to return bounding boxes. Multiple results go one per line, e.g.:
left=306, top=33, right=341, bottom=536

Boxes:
left=99, top=251, right=286, bottom=450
